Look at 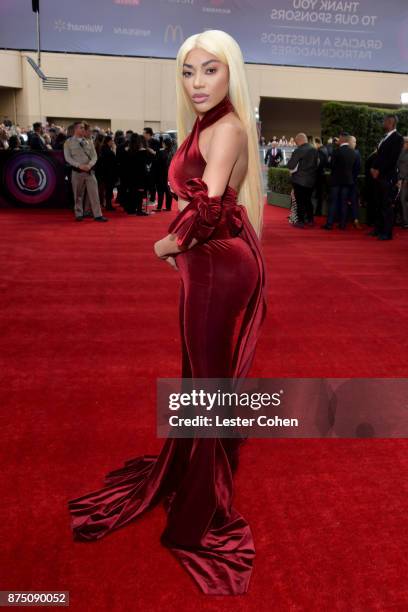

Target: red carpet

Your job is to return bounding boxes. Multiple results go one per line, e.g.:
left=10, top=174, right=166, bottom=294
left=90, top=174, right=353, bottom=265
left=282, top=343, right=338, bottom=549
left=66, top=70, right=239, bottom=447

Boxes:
left=1, top=204, right=407, bottom=611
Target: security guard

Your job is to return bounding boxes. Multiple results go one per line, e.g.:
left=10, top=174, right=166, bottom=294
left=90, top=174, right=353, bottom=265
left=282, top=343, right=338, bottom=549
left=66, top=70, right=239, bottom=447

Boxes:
left=64, top=121, right=108, bottom=222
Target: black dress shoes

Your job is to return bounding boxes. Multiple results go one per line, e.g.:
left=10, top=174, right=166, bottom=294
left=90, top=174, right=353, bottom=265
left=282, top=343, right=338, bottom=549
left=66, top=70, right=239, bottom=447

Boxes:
left=94, top=216, right=109, bottom=222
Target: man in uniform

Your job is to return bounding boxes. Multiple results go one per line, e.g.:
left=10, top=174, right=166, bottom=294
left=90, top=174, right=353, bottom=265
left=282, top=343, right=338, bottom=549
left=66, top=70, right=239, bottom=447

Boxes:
left=63, top=121, right=108, bottom=222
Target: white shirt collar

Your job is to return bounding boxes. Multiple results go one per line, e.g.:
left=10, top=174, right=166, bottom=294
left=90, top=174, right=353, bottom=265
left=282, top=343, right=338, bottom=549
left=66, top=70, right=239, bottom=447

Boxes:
left=380, top=129, right=396, bottom=145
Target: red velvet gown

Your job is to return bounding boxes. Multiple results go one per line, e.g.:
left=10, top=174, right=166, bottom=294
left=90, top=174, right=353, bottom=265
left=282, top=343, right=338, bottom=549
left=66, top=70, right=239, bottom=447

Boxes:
left=67, top=95, right=267, bottom=595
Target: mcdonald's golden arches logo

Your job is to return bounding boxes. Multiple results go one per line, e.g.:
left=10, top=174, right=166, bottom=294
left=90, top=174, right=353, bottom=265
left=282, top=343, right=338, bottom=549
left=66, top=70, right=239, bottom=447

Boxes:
left=164, top=24, right=183, bottom=43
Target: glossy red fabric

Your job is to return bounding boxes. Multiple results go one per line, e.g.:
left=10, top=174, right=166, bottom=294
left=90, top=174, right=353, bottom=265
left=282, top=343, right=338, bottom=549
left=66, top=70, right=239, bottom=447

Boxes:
left=67, top=95, right=267, bottom=595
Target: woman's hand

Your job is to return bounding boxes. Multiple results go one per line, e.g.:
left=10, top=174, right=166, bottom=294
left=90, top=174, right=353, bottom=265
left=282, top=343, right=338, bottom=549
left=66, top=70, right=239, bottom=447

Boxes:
left=154, top=235, right=183, bottom=259
left=153, top=240, right=178, bottom=270
left=166, top=256, right=178, bottom=270
left=154, top=238, right=168, bottom=259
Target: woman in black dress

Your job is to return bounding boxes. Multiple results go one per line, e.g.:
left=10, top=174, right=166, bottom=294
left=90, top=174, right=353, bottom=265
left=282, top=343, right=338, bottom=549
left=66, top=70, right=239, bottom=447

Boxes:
left=156, top=137, right=174, bottom=212
left=123, top=133, right=154, bottom=216
left=96, top=135, right=118, bottom=211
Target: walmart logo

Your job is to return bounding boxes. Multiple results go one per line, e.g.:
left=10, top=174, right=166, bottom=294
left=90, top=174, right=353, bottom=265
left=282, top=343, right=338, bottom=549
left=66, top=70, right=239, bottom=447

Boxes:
left=54, top=19, right=103, bottom=33
left=54, top=19, right=66, bottom=32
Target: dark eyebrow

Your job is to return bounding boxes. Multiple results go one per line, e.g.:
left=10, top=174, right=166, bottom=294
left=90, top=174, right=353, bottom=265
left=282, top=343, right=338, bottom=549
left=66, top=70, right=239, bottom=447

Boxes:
left=182, top=59, right=221, bottom=68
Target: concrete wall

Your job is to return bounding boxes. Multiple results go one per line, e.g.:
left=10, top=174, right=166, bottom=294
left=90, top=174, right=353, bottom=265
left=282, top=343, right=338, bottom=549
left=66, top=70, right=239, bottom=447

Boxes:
left=0, top=51, right=22, bottom=88
left=0, top=50, right=23, bottom=124
left=1, top=49, right=407, bottom=133
left=0, top=88, right=18, bottom=124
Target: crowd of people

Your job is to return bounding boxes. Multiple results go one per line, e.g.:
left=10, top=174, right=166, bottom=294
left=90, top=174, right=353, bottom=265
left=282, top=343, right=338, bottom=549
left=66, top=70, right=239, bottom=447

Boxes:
left=260, top=135, right=296, bottom=147
left=0, top=118, right=71, bottom=151
left=2, top=115, right=408, bottom=238
left=0, top=118, right=177, bottom=222
left=263, top=114, right=408, bottom=240
left=61, top=121, right=176, bottom=221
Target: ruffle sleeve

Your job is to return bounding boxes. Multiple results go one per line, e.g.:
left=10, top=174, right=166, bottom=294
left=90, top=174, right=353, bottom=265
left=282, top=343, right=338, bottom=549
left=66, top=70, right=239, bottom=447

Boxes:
left=167, top=177, right=223, bottom=250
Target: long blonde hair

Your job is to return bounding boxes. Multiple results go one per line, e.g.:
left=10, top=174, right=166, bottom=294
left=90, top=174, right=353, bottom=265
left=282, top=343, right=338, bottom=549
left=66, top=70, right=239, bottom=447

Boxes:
left=175, top=29, right=265, bottom=237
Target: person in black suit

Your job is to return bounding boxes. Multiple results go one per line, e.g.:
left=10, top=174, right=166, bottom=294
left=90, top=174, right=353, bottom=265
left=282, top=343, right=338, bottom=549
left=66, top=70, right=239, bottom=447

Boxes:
left=143, top=127, right=160, bottom=203
left=348, top=135, right=362, bottom=228
left=364, top=151, right=377, bottom=226
left=28, top=122, right=48, bottom=151
left=264, top=140, right=283, bottom=167
left=115, top=135, right=128, bottom=206
left=369, top=114, right=404, bottom=240
left=287, top=132, right=319, bottom=227
left=95, top=135, right=118, bottom=211
left=322, top=132, right=356, bottom=230
left=326, top=137, right=339, bottom=164
left=313, top=137, right=329, bottom=216
left=156, top=137, right=173, bottom=212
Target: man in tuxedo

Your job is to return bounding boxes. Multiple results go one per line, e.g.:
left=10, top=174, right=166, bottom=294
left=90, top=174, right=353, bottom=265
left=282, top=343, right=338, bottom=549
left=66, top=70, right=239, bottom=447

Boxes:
left=370, top=114, right=404, bottom=240
left=322, top=131, right=356, bottom=230
left=264, top=140, right=283, bottom=167
left=28, top=122, right=48, bottom=151
left=287, top=132, right=319, bottom=227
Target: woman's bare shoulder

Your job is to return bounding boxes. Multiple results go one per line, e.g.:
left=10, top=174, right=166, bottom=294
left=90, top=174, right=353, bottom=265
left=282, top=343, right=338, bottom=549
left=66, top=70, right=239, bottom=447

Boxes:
left=199, top=111, right=247, bottom=163
left=217, top=111, right=244, bottom=130
left=211, top=113, right=247, bottom=145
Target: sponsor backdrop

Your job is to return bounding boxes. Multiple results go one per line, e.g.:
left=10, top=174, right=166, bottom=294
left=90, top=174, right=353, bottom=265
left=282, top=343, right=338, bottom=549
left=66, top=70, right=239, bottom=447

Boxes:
left=1, top=0, right=408, bottom=72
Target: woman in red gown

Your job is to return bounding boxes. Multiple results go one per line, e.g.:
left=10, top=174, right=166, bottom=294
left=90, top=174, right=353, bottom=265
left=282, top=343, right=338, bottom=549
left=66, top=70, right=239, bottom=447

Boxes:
left=68, top=30, right=267, bottom=596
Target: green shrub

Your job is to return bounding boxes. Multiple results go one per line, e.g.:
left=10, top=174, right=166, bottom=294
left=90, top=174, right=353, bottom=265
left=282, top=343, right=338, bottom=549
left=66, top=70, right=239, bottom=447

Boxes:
left=267, top=167, right=292, bottom=195
left=268, top=167, right=366, bottom=204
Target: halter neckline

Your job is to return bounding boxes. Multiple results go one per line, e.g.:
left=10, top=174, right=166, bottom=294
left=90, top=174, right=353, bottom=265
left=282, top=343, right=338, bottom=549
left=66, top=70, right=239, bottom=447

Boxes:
left=167, top=94, right=237, bottom=201
left=196, top=95, right=235, bottom=132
